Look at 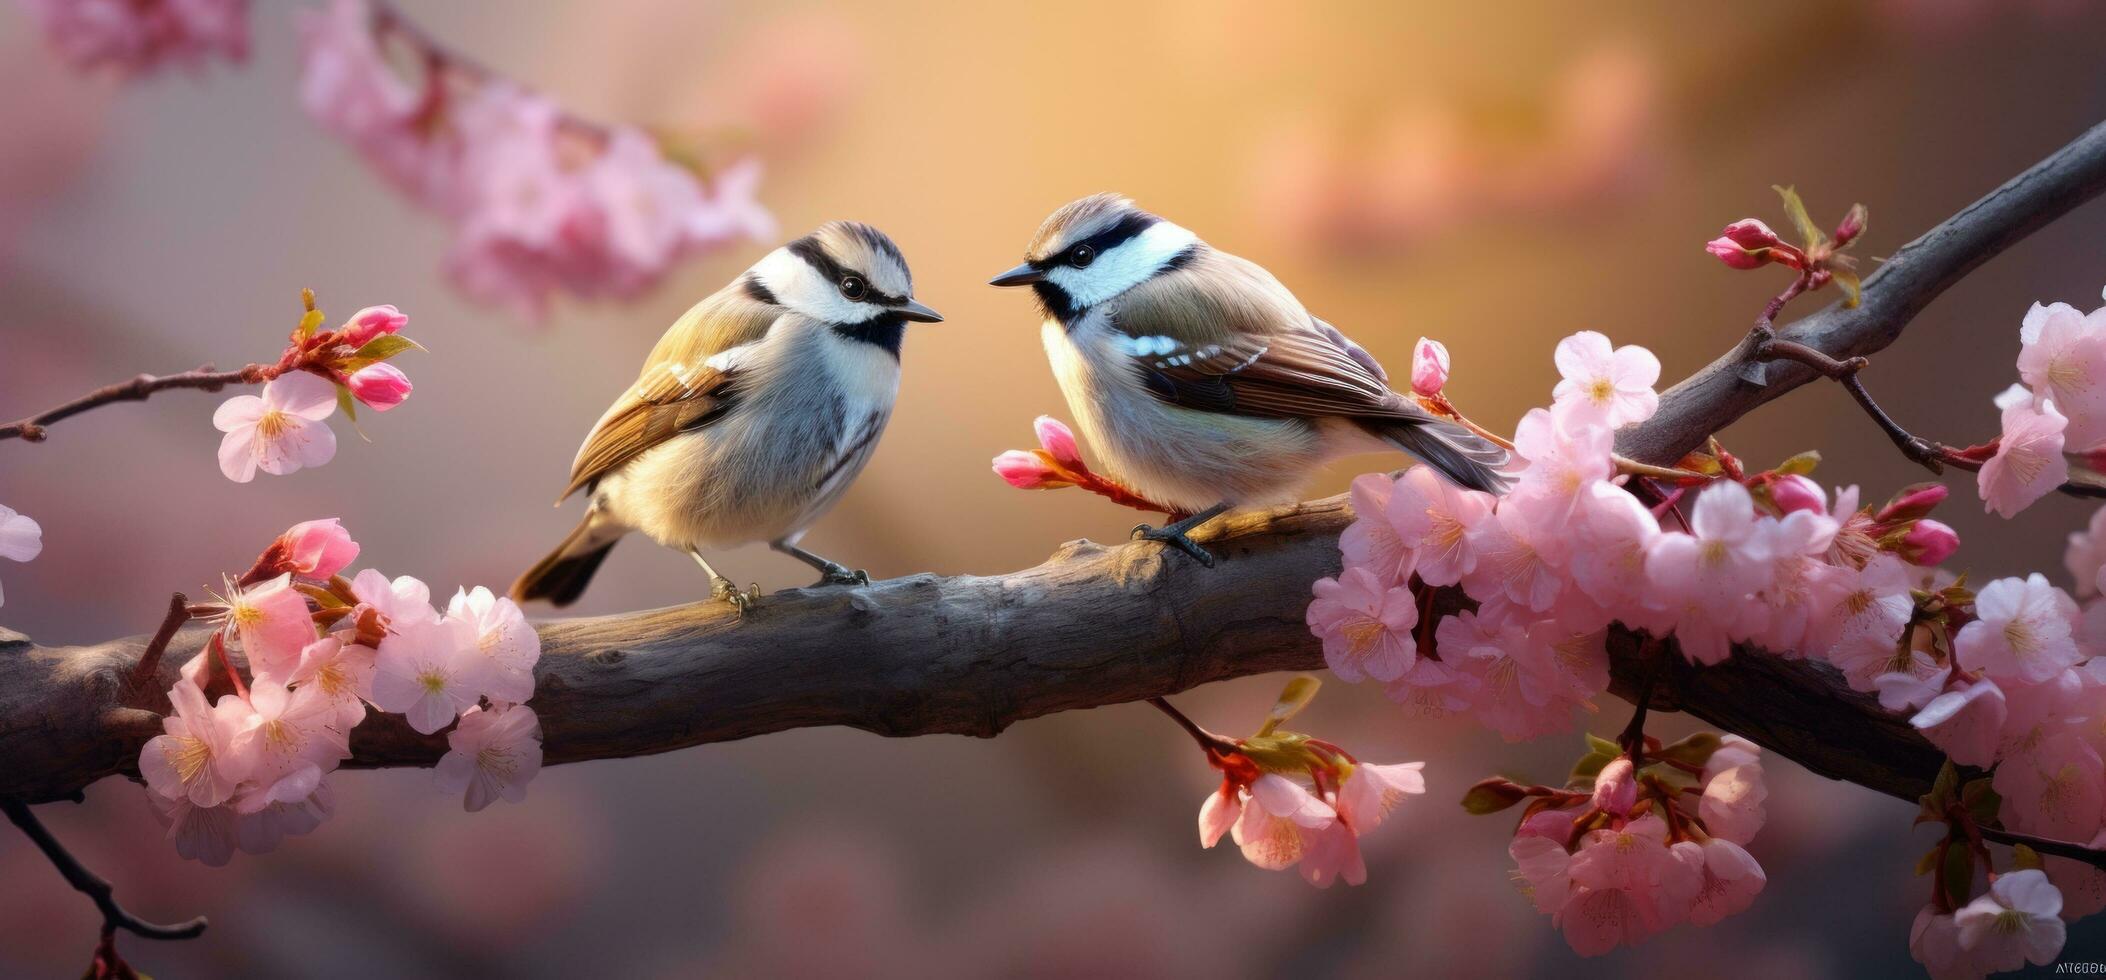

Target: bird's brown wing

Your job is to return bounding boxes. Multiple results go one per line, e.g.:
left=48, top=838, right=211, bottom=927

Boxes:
left=558, top=291, right=780, bottom=501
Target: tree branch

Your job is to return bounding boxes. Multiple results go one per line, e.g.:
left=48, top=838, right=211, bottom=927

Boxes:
left=0, top=365, right=259, bottom=443
left=6, top=124, right=2106, bottom=862
left=2, top=797, right=207, bottom=940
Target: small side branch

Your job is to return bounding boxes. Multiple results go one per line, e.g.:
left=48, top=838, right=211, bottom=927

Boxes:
left=0, top=365, right=261, bottom=443
left=1, top=797, right=207, bottom=941
left=1977, top=824, right=2106, bottom=871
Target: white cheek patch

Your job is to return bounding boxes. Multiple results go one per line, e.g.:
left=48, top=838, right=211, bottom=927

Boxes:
left=751, top=247, right=886, bottom=324
left=1045, top=221, right=1200, bottom=310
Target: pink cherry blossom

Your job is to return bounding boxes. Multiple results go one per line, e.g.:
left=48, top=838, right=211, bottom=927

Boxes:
left=0, top=503, right=43, bottom=608
left=1673, top=838, right=1766, bottom=927
left=1767, top=474, right=1826, bottom=515
left=1333, top=760, right=1426, bottom=834
left=1704, top=735, right=1763, bottom=782
left=230, top=680, right=348, bottom=813
left=230, top=783, right=335, bottom=858
left=287, top=636, right=375, bottom=729
left=1437, top=610, right=1586, bottom=741
left=2017, top=300, right=2106, bottom=449
left=213, top=371, right=339, bottom=483
left=2071, top=506, right=2106, bottom=599
left=224, top=573, right=319, bottom=686
left=1564, top=482, right=1662, bottom=613
left=1509, top=406, right=1614, bottom=520
left=1590, top=758, right=1637, bottom=815
left=1807, top=554, right=1915, bottom=685
left=1911, top=905, right=1993, bottom=980
left=1979, top=400, right=2069, bottom=518
left=1954, top=869, right=2067, bottom=972
left=1341, top=473, right=1412, bottom=584
left=1550, top=331, right=1661, bottom=428
left=1559, top=816, right=1687, bottom=955
left=1463, top=500, right=1568, bottom=612
left=1197, top=784, right=1242, bottom=848
left=348, top=568, right=439, bottom=626
left=1743, top=509, right=1841, bottom=654
left=434, top=703, right=544, bottom=812
left=371, top=617, right=482, bottom=734
left=446, top=586, right=541, bottom=703
left=21, top=0, right=247, bottom=78
left=2044, top=830, right=2106, bottom=921
left=1230, top=774, right=1336, bottom=873
left=273, top=518, right=359, bottom=580
left=346, top=362, right=413, bottom=411
left=1297, top=819, right=1367, bottom=888
left=1899, top=519, right=1961, bottom=567
left=1955, top=573, right=2082, bottom=683
left=1307, top=567, right=1419, bottom=684
left=1913, top=678, right=2009, bottom=768
left=1993, top=732, right=2104, bottom=841
left=1698, top=764, right=1767, bottom=845
left=1384, top=464, right=1496, bottom=586
left=1509, top=834, right=1574, bottom=914
left=147, top=793, right=238, bottom=867
left=139, top=682, right=254, bottom=808
left=1410, top=337, right=1450, bottom=396
left=1644, top=480, right=1773, bottom=621
left=298, top=0, right=451, bottom=207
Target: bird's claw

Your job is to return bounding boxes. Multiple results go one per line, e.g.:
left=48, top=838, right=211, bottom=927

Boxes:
left=1132, top=523, right=1217, bottom=568
left=711, top=577, right=757, bottom=614
left=817, top=564, right=870, bottom=587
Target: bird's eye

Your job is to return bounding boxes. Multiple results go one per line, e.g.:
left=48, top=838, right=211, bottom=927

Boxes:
left=839, top=275, right=867, bottom=300
left=1069, top=245, right=1096, bottom=268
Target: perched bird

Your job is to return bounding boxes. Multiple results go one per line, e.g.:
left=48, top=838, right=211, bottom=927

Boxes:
left=989, top=193, right=1507, bottom=565
left=513, top=222, right=942, bottom=609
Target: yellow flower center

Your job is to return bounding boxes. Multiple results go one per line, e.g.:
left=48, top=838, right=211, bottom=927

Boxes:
left=1700, top=539, right=1729, bottom=565
left=167, top=735, right=212, bottom=786
left=1342, top=618, right=1387, bottom=657
left=477, top=747, right=518, bottom=778
left=418, top=669, right=449, bottom=695
left=1588, top=377, right=1615, bottom=403
left=256, top=408, right=292, bottom=439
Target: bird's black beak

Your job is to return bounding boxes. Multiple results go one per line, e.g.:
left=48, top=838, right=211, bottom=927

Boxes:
left=898, top=299, right=944, bottom=323
left=989, top=263, right=1044, bottom=287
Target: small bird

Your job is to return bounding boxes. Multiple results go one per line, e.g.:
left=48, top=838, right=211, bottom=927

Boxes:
left=989, top=194, right=1507, bottom=565
left=513, top=222, right=942, bottom=609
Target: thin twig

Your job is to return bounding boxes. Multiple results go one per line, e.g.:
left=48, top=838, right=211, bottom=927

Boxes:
left=122, top=593, right=191, bottom=703
left=1147, top=697, right=1242, bottom=756
left=0, top=365, right=263, bottom=443
left=1978, top=823, right=2106, bottom=871
left=1618, top=638, right=1666, bottom=763
left=1, top=798, right=207, bottom=941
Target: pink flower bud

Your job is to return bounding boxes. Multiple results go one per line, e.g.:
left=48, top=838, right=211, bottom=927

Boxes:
left=1591, top=757, right=1638, bottom=816
left=347, top=363, right=412, bottom=411
left=1899, top=519, right=1959, bottom=567
left=993, top=450, right=1057, bottom=489
left=340, top=305, right=408, bottom=348
left=1705, top=218, right=1804, bottom=271
left=1411, top=337, right=1450, bottom=396
left=1832, top=203, right=1868, bottom=248
left=278, top=518, right=360, bottom=579
left=1768, top=474, right=1825, bottom=515
left=1875, top=482, right=1948, bottom=524
left=1033, top=416, right=1083, bottom=468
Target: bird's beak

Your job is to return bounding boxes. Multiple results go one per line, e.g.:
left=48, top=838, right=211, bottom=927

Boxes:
left=988, top=263, right=1044, bottom=287
left=898, top=298, right=944, bottom=323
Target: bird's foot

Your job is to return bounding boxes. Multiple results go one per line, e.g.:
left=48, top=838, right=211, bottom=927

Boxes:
left=1132, top=522, right=1216, bottom=567
left=711, top=576, right=758, bottom=614
left=814, top=562, right=870, bottom=587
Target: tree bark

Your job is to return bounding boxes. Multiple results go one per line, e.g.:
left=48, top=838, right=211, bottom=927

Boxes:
left=7, top=120, right=2106, bottom=810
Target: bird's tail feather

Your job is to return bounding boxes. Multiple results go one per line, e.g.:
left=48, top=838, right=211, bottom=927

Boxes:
left=1361, top=415, right=1511, bottom=494
left=511, top=516, right=621, bottom=607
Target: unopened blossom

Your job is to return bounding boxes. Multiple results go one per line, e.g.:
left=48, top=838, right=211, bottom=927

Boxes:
left=139, top=682, right=253, bottom=808
left=1899, top=519, right=1961, bottom=567
left=1992, top=732, right=2105, bottom=841
left=338, top=304, right=409, bottom=348
left=21, top=0, right=248, bottom=77
left=992, top=450, right=1061, bottom=489
left=446, top=585, right=541, bottom=703
left=269, top=518, right=359, bottom=580
left=1672, top=838, right=1767, bottom=927
left=1704, top=218, right=1800, bottom=271
left=1550, top=331, right=1660, bottom=428
left=1410, top=337, right=1449, bottom=396
left=1979, top=400, right=2069, bottom=518
left=1766, top=473, right=1826, bottom=515
left=1955, top=573, right=2082, bottom=683
left=213, top=371, right=339, bottom=483
left=1644, top=479, right=1773, bottom=620
left=1385, top=463, right=1496, bottom=587
left=287, top=636, right=374, bottom=729
left=1307, top=567, right=1419, bottom=684
left=346, top=362, right=413, bottom=411
left=1953, top=869, right=2068, bottom=973
left=223, top=573, right=318, bottom=686
left=1032, top=416, right=1083, bottom=469
left=1698, top=763, right=1767, bottom=845
left=1341, top=474, right=1412, bottom=584
left=2018, top=300, right=2106, bottom=449
left=1332, top=760, right=1426, bottom=834
left=434, top=703, right=544, bottom=812
left=371, top=617, right=481, bottom=734
left=1912, top=678, right=2009, bottom=768
left=0, top=503, right=42, bottom=608
left=1590, top=758, right=1637, bottom=816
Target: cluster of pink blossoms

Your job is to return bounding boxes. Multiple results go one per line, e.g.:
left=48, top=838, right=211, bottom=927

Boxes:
left=140, top=519, right=543, bottom=865
left=297, top=0, right=774, bottom=318
left=1497, top=736, right=1769, bottom=955
left=1184, top=678, right=1427, bottom=888
left=212, top=299, right=421, bottom=483
left=19, top=0, right=247, bottom=77
left=1980, top=289, right=2106, bottom=517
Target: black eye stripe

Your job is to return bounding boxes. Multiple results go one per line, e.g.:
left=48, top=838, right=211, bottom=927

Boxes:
left=787, top=235, right=908, bottom=306
left=1031, top=212, right=1160, bottom=271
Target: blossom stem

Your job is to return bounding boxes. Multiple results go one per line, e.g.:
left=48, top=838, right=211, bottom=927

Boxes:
left=0, top=364, right=268, bottom=443
left=1146, top=696, right=1241, bottom=756
left=1617, top=638, right=1668, bottom=763
left=0, top=797, right=207, bottom=941
left=123, top=593, right=192, bottom=702
left=210, top=633, right=249, bottom=700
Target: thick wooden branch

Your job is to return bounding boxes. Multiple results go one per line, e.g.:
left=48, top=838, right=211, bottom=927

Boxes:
left=8, top=121, right=2106, bottom=818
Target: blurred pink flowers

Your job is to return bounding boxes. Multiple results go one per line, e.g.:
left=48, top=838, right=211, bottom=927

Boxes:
left=20, top=0, right=248, bottom=78
left=0, top=503, right=42, bottom=608
left=297, top=0, right=774, bottom=318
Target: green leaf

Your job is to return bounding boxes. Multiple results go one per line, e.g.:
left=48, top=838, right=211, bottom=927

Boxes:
left=1255, top=675, right=1320, bottom=737
left=296, top=308, right=325, bottom=341
left=1833, top=267, right=1863, bottom=309
left=2013, top=843, right=2044, bottom=871
left=1961, top=778, right=2002, bottom=826
left=1773, top=184, right=1823, bottom=250
left=1942, top=839, right=1975, bottom=905
left=1652, top=732, right=1722, bottom=768
left=342, top=333, right=424, bottom=370
left=1773, top=451, right=1822, bottom=476
left=1460, top=778, right=1527, bottom=815
left=1915, top=845, right=1940, bottom=877
left=335, top=384, right=358, bottom=423
left=1571, top=733, right=1622, bottom=783
left=1919, top=760, right=1960, bottom=824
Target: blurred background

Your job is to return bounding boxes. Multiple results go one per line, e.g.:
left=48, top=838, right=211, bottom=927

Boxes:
left=5, top=0, right=2106, bottom=976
